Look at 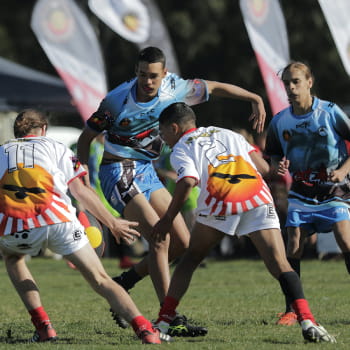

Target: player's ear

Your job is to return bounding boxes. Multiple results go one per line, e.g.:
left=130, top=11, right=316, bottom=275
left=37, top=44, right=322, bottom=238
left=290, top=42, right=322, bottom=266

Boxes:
left=308, top=77, right=313, bottom=89
left=162, top=68, right=168, bottom=77
left=171, top=122, right=179, bottom=134
left=41, top=125, right=47, bottom=136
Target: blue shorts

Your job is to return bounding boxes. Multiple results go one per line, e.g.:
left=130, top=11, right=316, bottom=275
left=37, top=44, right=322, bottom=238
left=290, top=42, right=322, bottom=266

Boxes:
left=286, top=206, right=350, bottom=234
left=99, top=159, right=164, bottom=215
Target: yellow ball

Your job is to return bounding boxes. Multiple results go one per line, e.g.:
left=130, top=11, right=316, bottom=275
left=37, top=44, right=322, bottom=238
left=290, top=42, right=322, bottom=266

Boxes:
left=86, top=226, right=103, bottom=249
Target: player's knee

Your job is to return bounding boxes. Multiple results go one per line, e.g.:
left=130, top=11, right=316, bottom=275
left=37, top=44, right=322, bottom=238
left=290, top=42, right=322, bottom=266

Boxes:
left=88, top=271, right=111, bottom=294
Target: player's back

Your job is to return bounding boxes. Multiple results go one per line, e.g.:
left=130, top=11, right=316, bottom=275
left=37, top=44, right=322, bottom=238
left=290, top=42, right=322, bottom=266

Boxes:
left=0, top=136, right=78, bottom=235
left=172, top=126, right=272, bottom=216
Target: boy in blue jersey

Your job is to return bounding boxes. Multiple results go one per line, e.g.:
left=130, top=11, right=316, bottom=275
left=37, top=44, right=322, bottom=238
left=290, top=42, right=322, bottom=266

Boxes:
left=77, top=46, right=266, bottom=336
left=265, top=61, right=350, bottom=326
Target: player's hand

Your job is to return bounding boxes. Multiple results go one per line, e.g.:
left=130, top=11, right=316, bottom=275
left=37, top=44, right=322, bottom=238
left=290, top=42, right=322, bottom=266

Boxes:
left=277, top=159, right=290, bottom=176
left=152, top=218, right=172, bottom=243
left=329, top=168, right=347, bottom=183
left=249, top=98, right=266, bottom=133
left=109, top=219, right=140, bottom=245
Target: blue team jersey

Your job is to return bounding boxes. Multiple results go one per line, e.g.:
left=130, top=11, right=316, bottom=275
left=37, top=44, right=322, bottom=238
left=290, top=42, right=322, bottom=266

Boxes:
left=265, top=97, right=350, bottom=206
left=87, top=72, right=208, bottom=160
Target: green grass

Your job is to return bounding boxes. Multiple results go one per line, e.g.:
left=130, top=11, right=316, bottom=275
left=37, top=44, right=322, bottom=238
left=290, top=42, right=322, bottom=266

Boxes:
left=0, top=257, right=348, bottom=349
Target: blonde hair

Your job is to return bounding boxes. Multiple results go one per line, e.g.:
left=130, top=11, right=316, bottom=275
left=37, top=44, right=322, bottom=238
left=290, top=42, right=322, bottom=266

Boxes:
left=281, top=61, right=314, bottom=81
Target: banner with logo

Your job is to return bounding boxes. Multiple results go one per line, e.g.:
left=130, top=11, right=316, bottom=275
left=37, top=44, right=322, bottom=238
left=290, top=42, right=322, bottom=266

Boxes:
left=318, top=0, right=350, bottom=77
left=31, top=0, right=107, bottom=121
left=239, top=0, right=290, bottom=115
left=88, top=0, right=180, bottom=73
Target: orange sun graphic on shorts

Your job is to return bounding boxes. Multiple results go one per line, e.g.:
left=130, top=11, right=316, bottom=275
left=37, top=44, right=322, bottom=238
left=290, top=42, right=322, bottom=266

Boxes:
left=0, top=163, right=54, bottom=217
left=206, top=155, right=263, bottom=214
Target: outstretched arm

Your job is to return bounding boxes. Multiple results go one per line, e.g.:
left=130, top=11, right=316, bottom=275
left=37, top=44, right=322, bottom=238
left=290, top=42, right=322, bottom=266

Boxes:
left=250, top=151, right=270, bottom=177
left=77, top=127, right=100, bottom=187
left=206, top=80, right=266, bottom=133
left=69, top=178, right=140, bottom=245
left=152, top=177, right=197, bottom=242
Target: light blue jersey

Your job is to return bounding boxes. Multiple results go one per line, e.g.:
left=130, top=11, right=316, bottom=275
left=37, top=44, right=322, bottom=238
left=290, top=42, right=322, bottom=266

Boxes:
left=87, top=72, right=208, bottom=160
left=266, top=97, right=350, bottom=207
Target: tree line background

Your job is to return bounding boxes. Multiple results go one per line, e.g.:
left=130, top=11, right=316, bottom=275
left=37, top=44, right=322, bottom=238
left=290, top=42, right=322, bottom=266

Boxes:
left=0, top=0, right=349, bottom=134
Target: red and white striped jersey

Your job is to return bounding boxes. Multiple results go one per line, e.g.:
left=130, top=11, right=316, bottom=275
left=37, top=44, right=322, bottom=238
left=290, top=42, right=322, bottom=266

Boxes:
left=170, top=127, right=273, bottom=217
left=0, top=136, right=86, bottom=235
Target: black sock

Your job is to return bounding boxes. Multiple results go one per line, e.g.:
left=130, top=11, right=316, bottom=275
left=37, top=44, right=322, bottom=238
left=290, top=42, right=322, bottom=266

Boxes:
left=113, top=267, right=143, bottom=291
left=279, top=271, right=304, bottom=313
left=343, top=252, right=350, bottom=274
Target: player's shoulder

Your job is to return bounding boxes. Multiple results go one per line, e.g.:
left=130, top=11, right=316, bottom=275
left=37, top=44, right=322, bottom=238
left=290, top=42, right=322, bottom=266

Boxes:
left=106, top=78, right=136, bottom=99
left=272, top=105, right=292, bottom=123
left=43, top=136, right=71, bottom=154
left=315, top=97, right=340, bottom=113
left=161, top=72, right=185, bottom=91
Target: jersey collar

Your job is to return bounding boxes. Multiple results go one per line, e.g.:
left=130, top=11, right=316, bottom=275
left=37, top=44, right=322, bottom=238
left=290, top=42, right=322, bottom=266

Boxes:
left=181, top=128, right=197, bottom=138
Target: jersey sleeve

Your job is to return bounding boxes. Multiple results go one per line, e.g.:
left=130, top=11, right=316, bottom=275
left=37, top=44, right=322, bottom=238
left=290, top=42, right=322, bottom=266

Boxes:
left=55, top=142, right=87, bottom=184
left=163, top=73, right=209, bottom=106
left=331, top=104, right=350, bottom=141
left=170, top=146, right=200, bottom=184
left=183, top=78, right=209, bottom=106
left=86, top=99, right=115, bottom=132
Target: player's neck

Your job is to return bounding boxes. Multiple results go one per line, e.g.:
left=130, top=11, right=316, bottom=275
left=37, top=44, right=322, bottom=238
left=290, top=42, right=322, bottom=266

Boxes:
left=292, top=96, right=313, bottom=115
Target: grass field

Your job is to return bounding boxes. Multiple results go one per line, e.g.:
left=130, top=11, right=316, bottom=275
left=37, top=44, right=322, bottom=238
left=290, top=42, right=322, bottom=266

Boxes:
left=0, top=256, right=348, bottom=349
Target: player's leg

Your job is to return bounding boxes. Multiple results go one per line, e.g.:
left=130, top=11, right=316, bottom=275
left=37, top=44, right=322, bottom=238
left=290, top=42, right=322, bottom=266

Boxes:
left=0, top=234, right=57, bottom=343
left=332, top=219, right=350, bottom=273
left=65, top=243, right=167, bottom=344
left=250, top=228, right=335, bottom=343
left=3, top=253, right=41, bottom=310
left=278, top=226, right=308, bottom=321
left=155, top=222, right=221, bottom=336
left=123, top=192, right=172, bottom=302
left=149, top=187, right=190, bottom=262
left=116, top=188, right=190, bottom=296
left=166, top=222, right=222, bottom=300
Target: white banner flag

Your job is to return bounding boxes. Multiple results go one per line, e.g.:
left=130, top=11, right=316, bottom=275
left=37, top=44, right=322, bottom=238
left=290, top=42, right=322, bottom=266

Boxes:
left=240, top=0, right=289, bottom=115
left=88, top=0, right=180, bottom=74
left=31, top=0, right=107, bottom=121
left=88, top=0, right=150, bottom=43
left=318, top=0, right=350, bottom=77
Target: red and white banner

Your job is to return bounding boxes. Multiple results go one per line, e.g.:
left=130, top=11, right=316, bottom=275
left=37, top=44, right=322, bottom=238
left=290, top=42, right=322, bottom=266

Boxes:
left=31, top=0, right=107, bottom=121
left=88, top=0, right=180, bottom=74
left=239, top=0, right=289, bottom=115
left=318, top=0, right=350, bottom=77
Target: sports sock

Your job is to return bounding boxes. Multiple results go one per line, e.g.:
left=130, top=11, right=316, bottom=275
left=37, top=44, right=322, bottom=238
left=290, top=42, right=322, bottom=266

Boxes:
left=292, top=298, right=316, bottom=324
left=29, top=306, right=51, bottom=329
left=157, top=296, right=179, bottom=323
left=284, top=259, right=301, bottom=312
left=131, top=315, right=154, bottom=335
left=113, top=267, right=143, bottom=291
left=278, top=270, right=304, bottom=313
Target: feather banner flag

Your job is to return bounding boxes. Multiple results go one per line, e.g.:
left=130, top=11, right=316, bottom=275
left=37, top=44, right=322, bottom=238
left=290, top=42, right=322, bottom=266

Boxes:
left=240, top=0, right=289, bottom=115
left=88, top=0, right=180, bottom=74
left=31, top=0, right=107, bottom=121
left=318, top=0, right=350, bottom=77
